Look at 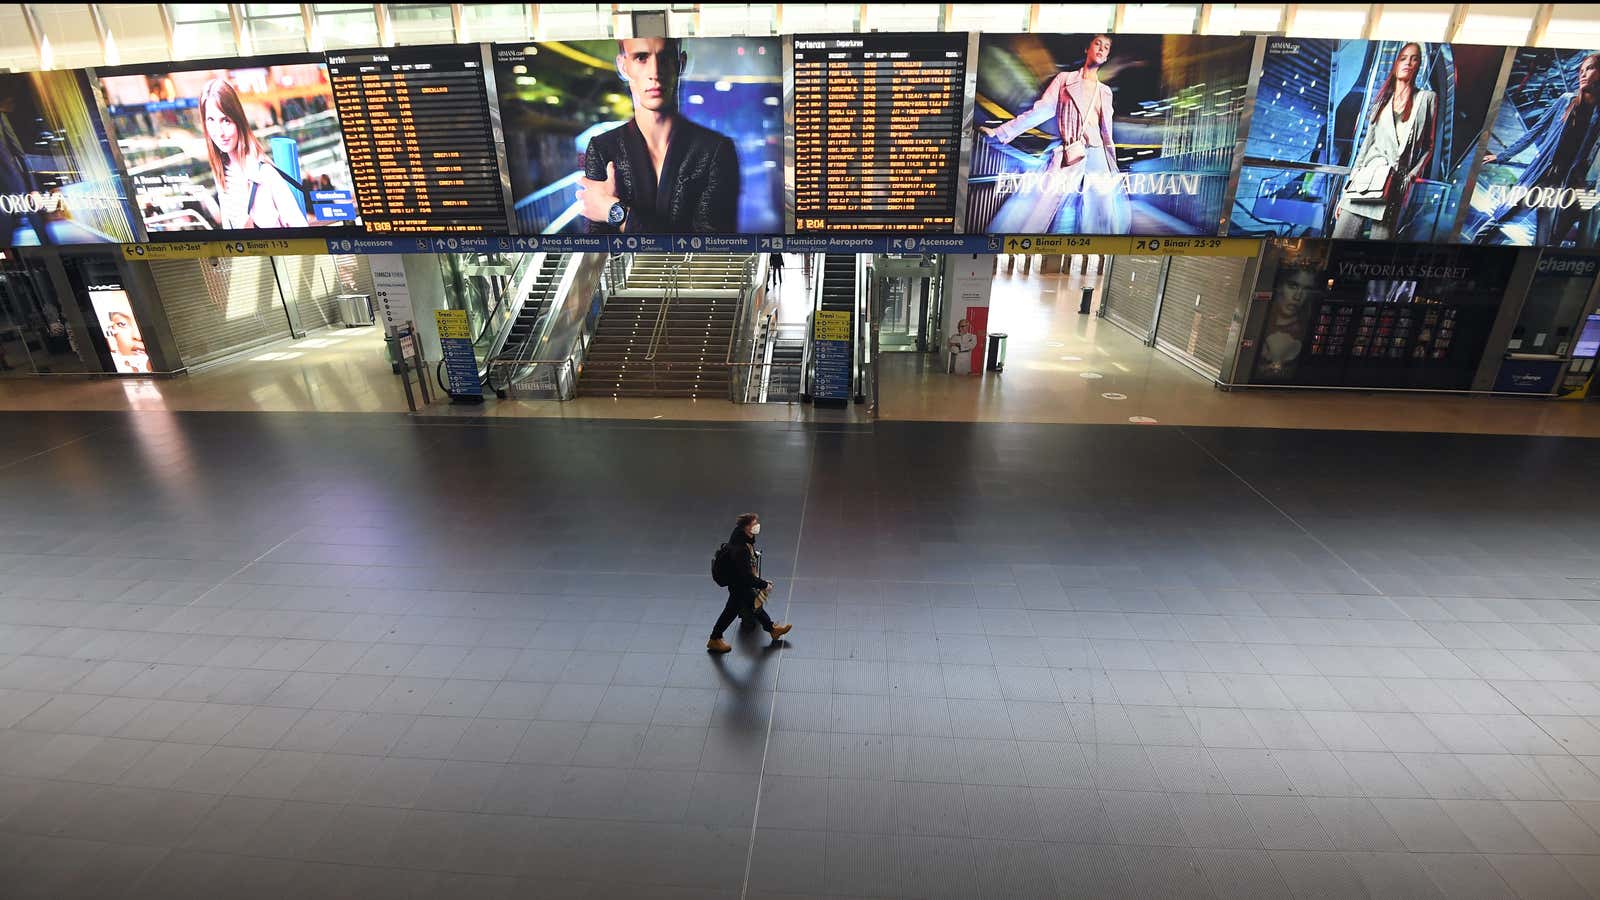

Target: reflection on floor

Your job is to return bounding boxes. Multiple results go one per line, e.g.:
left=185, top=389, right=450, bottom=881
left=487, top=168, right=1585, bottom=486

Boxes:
left=0, top=262, right=1595, bottom=437
left=879, top=265, right=1600, bottom=437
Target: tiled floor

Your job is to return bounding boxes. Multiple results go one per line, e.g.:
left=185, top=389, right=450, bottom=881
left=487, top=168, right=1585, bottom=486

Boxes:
left=3, top=412, right=1600, bottom=898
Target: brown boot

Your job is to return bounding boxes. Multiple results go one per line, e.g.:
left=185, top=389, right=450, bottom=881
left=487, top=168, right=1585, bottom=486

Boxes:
left=707, top=638, right=732, bottom=653
left=768, top=624, right=792, bottom=640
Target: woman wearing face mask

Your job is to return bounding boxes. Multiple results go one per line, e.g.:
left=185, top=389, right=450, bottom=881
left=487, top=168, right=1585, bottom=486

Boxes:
left=198, top=79, right=308, bottom=230
left=1333, top=42, right=1437, bottom=240
left=708, top=513, right=791, bottom=653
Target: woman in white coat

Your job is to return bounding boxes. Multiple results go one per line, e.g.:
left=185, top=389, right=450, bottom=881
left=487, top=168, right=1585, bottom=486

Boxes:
left=1332, top=43, right=1437, bottom=240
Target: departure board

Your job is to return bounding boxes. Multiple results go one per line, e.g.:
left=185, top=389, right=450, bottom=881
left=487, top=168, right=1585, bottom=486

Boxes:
left=328, top=45, right=509, bottom=234
left=792, top=33, right=967, bottom=233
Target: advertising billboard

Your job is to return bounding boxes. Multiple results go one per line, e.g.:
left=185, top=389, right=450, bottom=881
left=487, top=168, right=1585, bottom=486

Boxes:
left=1463, top=47, right=1600, bottom=249
left=87, top=284, right=147, bottom=374
left=967, top=32, right=1254, bottom=236
left=0, top=70, right=140, bottom=246
left=494, top=37, right=782, bottom=235
left=99, top=54, right=360, bottom=237
left=1231, top=38, right=1503, bottom=242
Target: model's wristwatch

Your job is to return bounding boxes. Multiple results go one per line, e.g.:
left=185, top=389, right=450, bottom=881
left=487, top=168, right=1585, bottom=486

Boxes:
left=607, top=202, right=627, bottom=227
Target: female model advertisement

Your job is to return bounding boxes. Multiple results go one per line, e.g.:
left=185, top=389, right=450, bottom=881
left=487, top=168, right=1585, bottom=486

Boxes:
left=1476, top=52, right=1600, bottom=248
left=198, top=79, right=306, bottom=230
left=1332, top=43, right=1437, bottom=240
left=979, top=34, right=1130, bottom=235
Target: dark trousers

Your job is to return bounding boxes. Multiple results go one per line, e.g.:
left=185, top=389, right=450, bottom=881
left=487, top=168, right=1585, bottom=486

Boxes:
left=712, top=591, right=773, bottom=639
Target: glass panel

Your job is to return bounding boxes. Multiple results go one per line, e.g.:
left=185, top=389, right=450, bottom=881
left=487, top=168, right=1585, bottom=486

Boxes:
left=461, top=4, right=530, bottom=42
left=0, top=257, right=87, bottom=375
left=390, top=4, right=457, bottom=44
left=1116, top=4, right=1201, bottom=35
left=1204, top=3, right=1283, bottom=35
left=1509, top=264, right=1596, bottom=356
left=1371, top=4, right=1451, bottom=42
left=98, top=4, right=172, bottom=66
left=317, top=9, right=381, bottom=48
left=248, top=15, right=309, bottom=53
left=697, top=3, right=775, bottom=37
left=1454, top=4, right=1535, bottom=46
left=245, top=3, right=302, bottom=15
left=169, top=4, right=231, bottom=24
left=537, top=3, right=612, bottom=40
left=173, top=20, right=237, bottom=58
left=0, top=6, right=39, bottom=72
left=1287, top=4, right=1370, bottom=39
left=31, top=5, right=104, bottom=69
left=779, top=4, right=860, bottom=34
left=946, top=4, right=1028, bottom=32
left=861, top=4, right=941, bottom=33
left=1542, top=4, right=1600, bottom=49
left=1034, top=4, right=1115, bottom=33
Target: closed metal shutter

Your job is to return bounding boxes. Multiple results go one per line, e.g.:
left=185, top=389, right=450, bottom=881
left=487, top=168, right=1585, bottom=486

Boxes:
left=1102, top=255, right=1163, bottom=342
left=151, top=257, right=291, bottom=367
left=273, top=255, right=342, bottom=330
left=1154, top=256, right=1249, bottom=378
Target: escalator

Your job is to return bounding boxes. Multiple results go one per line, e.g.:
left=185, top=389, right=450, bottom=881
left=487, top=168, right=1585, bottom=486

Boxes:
left=501, top=254, right=565, bottom=357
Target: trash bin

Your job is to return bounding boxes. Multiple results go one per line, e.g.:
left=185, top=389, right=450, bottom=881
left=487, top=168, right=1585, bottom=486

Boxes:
left=337, top=293, right=373, bottom=327
left=986, top=333, right=1007, bottom=372
left=1079, top=286, right=1095, bottom=315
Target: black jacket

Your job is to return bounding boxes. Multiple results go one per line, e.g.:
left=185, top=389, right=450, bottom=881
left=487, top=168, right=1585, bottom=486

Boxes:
left=583, top=117, right=739, bottom=234
left=725, top=526, right=769, bottom=598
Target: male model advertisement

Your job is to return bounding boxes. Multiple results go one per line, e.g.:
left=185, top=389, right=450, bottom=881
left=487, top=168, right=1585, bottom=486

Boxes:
left=99, top=56, right=359, bottom=235
left=967, top=32, right=1252, bottom=236
left=0, top=71, right=139, bottom=246
left=1232, top=38, right=1501, bottom=242
left=1464, top=48, right=1600, bottom=249
left=494, top=38, right=781, bottom=235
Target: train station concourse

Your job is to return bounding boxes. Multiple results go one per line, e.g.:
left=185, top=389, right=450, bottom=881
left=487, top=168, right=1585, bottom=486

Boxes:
left=6, top=3, right=1600, bottom=900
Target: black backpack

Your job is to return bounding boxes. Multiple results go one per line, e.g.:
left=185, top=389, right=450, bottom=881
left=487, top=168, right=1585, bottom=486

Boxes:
left=711, top=543, right=735, bottom=587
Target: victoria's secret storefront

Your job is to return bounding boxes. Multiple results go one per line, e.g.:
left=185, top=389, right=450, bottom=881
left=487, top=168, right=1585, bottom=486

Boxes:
left=1239, top=240, right=1534, bottom=392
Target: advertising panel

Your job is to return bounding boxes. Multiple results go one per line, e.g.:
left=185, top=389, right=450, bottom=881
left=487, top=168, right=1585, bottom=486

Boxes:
left=1232, top=37, right=1503, bottom=242
left=967, top=32, right=1254, bottom=236
left=494, top=37, right=781, bottom=235
left=1464, top=47, right=1600, bottom=249
left=87, top=285, right=147, bottom=374
left=99, top=54, right=360, bottom=237
left=1248, top=239, right=1517, bottom=390
left=0, top=70, right=140, bottom=246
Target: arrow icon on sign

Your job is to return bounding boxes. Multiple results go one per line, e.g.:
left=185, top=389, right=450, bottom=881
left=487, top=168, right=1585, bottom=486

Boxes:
left=611, top=237, right=625, bottom=251
left=677, top=238, right=688, bottom=249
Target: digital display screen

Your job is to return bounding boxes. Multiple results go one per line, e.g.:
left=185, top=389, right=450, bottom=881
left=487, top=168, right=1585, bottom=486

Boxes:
left=1232, top=37, right=1501, bottom=242
left=791, top=33, right=966, bottom=233
left=87, top=284, right=147, bottom=374
left=1464, top=47, right=1600, bottom=250
left=328, top=44, right=509, bottom=234
left=99, top=54, right=359, bottom=237
left=0, top=71, right=141, bottom=246
left=493, top=38, right=781, bottom=236
left=1575, top=315, right=1600, bottom=359
left=968, top=33, right=1253, bottom=236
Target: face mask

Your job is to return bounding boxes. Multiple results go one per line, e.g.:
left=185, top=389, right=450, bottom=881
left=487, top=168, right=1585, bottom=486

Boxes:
left=751, top=523, right=761, bottom=535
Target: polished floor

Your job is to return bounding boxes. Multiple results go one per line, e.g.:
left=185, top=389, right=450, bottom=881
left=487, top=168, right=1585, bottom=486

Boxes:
left=2, top=411, right=1600, bottom=898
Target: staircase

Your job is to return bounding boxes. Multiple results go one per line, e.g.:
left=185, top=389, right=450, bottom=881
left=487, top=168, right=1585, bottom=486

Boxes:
left=580, top=254, right=752, bottom=398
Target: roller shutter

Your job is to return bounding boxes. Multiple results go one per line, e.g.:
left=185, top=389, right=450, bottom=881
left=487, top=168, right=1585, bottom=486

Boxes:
left=1154, top=256, right=1249, bottom=379
left=1102, top=255, right=1163, bottom=342
left=151, top=257, right=290, bottom=367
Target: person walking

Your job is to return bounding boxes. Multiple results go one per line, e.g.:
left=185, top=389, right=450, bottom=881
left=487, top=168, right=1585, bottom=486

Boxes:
left=708, top=513, right=791, bottom=652
left=768, top=252, right=785, bottom=289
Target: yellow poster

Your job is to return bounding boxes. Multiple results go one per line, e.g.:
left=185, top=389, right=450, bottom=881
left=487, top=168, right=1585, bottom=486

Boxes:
left=434, top=309, right=472, bottom=340
left=814, top=310, right=851, bottom=341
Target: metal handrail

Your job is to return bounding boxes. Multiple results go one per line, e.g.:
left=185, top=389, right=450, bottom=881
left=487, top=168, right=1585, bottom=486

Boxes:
left=643, top=254, right=687, bottom=363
